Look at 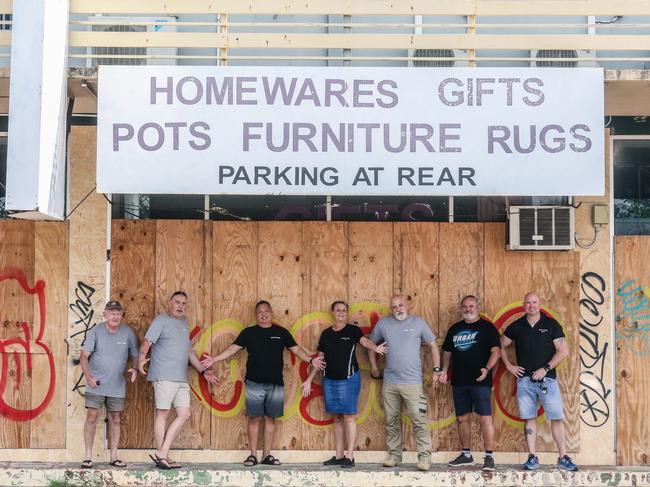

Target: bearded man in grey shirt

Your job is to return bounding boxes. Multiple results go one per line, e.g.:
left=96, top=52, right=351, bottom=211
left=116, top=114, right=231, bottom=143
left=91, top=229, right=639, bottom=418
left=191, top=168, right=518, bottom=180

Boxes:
left=80, top=300, right=139, bottom=469
left=139, top=291, right=218, bottom=470
left=369, top=294, right=442, bottom=472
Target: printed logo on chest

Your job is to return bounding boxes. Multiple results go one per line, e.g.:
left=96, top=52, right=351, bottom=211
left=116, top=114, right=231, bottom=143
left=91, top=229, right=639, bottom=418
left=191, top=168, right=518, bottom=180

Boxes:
left=453, top=330, right=478, bottom=351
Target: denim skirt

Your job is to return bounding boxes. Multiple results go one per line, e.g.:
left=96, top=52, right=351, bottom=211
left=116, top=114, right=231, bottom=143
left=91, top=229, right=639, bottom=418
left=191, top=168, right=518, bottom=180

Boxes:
left=323, top=371, right=361, bottom=414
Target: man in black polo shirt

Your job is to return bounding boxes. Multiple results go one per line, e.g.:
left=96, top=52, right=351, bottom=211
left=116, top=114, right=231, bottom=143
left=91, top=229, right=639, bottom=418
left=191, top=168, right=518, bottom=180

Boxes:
left=500, top=292, right=578, bottom=471
left=440, top=295, right=501, bottom=471
left=201, top=300, right=324, bottom=467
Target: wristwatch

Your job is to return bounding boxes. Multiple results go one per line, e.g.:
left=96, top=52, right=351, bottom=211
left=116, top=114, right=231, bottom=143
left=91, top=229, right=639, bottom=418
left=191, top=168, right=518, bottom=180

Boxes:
left=433, top=366, right=442, bottom=374
left=543, top=363, right=551, bottom=372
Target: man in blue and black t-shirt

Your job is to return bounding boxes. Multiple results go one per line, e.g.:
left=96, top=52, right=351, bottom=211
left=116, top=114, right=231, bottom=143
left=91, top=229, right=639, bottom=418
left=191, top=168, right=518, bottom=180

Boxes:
left=440, top=295, right=500, bottom=472
left=500, top=292, right=578, bottom=472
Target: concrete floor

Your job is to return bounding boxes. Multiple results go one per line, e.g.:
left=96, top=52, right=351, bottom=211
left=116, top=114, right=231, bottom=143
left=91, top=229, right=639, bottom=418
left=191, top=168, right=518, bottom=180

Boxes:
left=1, top=462, right=649, bottom=487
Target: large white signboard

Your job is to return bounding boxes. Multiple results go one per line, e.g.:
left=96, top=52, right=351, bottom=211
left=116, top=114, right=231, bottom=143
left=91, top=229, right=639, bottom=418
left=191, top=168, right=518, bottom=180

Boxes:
left=97, top=66, right=604, bottom=196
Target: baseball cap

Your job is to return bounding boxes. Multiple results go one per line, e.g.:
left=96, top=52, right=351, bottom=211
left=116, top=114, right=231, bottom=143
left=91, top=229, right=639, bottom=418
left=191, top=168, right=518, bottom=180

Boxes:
left=105, top=300, right=123, bottom=311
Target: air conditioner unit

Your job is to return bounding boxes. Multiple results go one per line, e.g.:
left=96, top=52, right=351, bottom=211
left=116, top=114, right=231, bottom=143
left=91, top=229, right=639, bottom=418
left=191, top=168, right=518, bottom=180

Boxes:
left=86, top=15, right=178, bottom=67
left=530, top=49, right=597, bottom=68
left=409, top=48, right=469, bottom=67
left=507, top=206, right=575, bottom=250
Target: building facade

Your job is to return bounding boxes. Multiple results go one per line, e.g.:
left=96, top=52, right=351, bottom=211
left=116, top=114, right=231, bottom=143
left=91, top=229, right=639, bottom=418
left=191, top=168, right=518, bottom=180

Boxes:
left=0, top=0, right=649, bottom=466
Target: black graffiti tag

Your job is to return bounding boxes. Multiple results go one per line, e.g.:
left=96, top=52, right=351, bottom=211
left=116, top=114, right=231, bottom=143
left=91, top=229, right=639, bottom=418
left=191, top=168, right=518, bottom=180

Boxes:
left=579, top=272, right=611, bottom=428
left=69, top=281, right=98, bottom=396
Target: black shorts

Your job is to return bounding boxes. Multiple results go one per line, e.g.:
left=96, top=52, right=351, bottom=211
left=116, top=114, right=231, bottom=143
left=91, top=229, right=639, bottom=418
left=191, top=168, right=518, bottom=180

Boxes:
left=452, top=385, right=492, bottom=417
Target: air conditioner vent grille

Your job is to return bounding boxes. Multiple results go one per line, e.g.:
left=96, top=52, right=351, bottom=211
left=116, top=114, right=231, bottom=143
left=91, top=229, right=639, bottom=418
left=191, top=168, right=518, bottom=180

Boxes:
left=413, top=48, right=455, bottom=67
left=91, top=24, right=147, bottom=66
left=519, top=208, right=536, bottom=245
left=554, top=208, right=572, bottom=245
left=508, top=206, right=575, bottom=251
left=535, top=49, right=578, bottom=68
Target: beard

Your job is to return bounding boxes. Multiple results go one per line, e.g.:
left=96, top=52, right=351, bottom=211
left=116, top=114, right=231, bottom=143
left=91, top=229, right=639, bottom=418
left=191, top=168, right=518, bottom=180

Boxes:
left=463, top=312, right=478, bottom=322
left=394, top=311, right=407, bottom=321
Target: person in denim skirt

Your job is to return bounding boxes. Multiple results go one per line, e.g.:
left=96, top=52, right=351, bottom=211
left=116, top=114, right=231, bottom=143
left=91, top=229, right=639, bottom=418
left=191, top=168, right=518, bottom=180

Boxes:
left=500, top=292, right=578, bottom=472
left=302, top=300, right=388, bottom=468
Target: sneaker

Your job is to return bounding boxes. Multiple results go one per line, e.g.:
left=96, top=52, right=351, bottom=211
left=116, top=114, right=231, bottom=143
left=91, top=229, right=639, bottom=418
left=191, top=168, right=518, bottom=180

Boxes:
left=523, top=453, right=540, bottom=470
left=448, top=453, right=474, bottom=467
left=482, top=456, right=495, bottom=471
left=341, top=457, right=355, bottom=469
left=558, top=455, right=578, bottom=471
left=323, top=456, right=345, bottom=466
left=417, top=457, right=431, bottom=471
left=382, top=456, right=401, bottom=467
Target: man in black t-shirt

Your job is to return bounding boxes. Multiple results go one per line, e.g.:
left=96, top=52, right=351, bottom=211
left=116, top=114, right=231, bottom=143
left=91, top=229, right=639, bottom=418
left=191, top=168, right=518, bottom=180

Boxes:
left=201, top=300, right=324, bottom=467
left=500, top=292, right=578, bottom=472
left=440, top=295, right=501, bottom=471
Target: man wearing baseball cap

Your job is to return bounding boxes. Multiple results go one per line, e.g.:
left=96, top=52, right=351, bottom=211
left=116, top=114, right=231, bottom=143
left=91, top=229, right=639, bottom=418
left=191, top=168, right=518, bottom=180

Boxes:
left=80, top=300, right=140, bottom=469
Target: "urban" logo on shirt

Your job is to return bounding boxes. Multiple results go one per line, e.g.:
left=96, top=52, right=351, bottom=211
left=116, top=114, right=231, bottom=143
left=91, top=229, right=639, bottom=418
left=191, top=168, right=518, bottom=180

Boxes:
left=453, top=330, right=478, bottom=351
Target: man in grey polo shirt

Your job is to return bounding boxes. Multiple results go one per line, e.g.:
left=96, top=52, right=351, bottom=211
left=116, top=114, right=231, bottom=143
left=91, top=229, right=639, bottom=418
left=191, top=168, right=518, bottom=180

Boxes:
left=369, top=294, right=442, bottom=472
left=80, top=300, right=139, bottom=469
left=139, top=291, right=218, bottom=470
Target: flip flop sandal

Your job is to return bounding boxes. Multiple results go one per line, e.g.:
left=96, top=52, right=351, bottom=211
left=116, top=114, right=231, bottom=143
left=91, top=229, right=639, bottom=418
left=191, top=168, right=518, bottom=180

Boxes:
left=243, top=455, right=258, bottom=467
left=261, top=455, right=281, bottom=465
left=155, top=457, right=172, bottom=470
left=149, top=454, right=172, bottom=470
left=81, top=460, right=93, bottom=469
left=167, top=458, right=182, bottom=469
left=109, top=460, right=127, bottom=468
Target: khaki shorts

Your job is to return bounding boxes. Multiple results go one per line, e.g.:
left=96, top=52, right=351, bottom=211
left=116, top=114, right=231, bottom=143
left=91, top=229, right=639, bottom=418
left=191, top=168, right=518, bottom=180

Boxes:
left=153, top=380, right=191, bottom=409
left=85, top=393, right=124, bottom=412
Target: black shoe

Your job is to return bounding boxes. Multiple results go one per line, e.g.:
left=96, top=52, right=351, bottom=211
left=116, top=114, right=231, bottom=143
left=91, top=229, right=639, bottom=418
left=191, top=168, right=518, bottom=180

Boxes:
left=341, top=457, right=355, bottom=468
left=323, top=456, right=345, bottom=466
left=482, top=456, right=495, bottom=471
left=448, top=453, right=474, bottom=467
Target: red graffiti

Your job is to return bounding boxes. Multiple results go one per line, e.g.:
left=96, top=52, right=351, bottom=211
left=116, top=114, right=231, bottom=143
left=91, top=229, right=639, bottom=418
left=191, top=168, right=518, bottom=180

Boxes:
left=299, top=356, right=331, bottom=426
left=0, top=268, right=56, bottom=421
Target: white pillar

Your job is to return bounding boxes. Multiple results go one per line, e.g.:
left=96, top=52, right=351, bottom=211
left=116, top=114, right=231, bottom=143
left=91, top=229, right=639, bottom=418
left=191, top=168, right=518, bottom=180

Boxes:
left=5, top=0, right=70, bottom=220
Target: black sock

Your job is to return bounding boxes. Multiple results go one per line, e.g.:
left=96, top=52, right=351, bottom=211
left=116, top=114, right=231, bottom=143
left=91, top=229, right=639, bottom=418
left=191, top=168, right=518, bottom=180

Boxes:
left=462, top=449, right=471, bottom=458
left=485, top=450, right=493, bottom=457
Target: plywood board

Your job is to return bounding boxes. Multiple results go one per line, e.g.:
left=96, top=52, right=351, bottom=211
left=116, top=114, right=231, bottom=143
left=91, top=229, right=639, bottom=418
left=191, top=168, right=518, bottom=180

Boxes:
left=348, top=222, right=393, bottom=453
left=155, top=220, right=211, bottom=449
left=0, top=221, right=35, bottom=448
left=393, top=223, right=441, bottom=452
left=111, top=220, right=156, bottom=449
left=437, top=223, right=484, bottom=453
left=30, top=222, right=68, bottom=448
left=301, top=222, right=349, bottom=452
left=0, top=221, right=36, bottom=339
left=615, top=236, right=650, bottom=465
left=531, top=251, right=580, bottom=452
left=483, top=223, right=532, bottom=453
left=211, top=221, right=258, bottom=450
left=257, top=222, right=305, bottom=451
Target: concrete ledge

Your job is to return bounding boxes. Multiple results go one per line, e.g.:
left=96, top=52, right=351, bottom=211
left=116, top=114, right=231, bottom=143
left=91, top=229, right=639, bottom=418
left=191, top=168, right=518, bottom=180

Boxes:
left=1, top=462, right=649, bottom=487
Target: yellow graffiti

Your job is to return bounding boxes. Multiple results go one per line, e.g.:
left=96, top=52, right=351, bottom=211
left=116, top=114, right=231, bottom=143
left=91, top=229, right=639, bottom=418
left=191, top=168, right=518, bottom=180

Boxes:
left=193, top=300, right=568, bottom=430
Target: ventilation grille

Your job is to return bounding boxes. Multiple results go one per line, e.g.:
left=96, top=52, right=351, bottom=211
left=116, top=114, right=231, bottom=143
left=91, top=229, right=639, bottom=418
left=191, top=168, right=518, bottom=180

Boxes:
left=508, top=206, right=574, bottom=250
left=412, top=48, right=456, bottom=67
left=91, top=24, right=147, bottom=66
left=535, top=49, right=578, bottom=68
left=0, top=14, right=11, bottom=31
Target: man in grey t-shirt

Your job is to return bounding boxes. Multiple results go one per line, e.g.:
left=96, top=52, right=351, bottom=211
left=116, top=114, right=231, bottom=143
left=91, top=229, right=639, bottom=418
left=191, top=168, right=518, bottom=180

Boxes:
left=139, top=291, right=218, bottom=470
left=369, top=294, right=442, bottom=472
left=80, top=300, right=139, bottom=469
